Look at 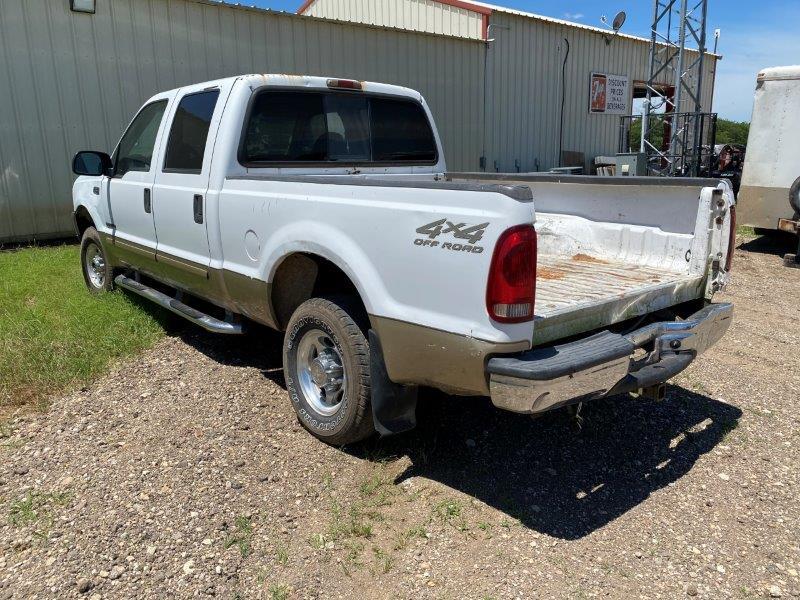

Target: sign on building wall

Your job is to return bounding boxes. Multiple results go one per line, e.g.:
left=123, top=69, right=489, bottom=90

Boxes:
left=589, top=72, right=630, bottom=115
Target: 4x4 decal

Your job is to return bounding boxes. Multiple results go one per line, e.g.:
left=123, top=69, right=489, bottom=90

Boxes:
left=416, top=219, right=489, bottom=244
left=414, top=218, right=489, bottom=254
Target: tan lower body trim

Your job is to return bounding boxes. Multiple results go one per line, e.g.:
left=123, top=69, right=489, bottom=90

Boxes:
left=111, top=235, right=156, bottom=262
left=371, top=316, right=529, bottom=397
left=156, top=251, right=208, bottom=278
left=98, top=232, right=278, bottom=329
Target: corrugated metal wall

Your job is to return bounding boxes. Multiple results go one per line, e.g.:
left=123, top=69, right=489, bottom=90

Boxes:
left=0, top=0, right=484, bottom=242
left=303, top=0, right=485, bottom=40
left=484, top=11, right=718, bottom=173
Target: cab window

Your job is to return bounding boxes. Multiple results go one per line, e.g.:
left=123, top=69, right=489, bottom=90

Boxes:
left=163, top=90, right=220, bottom=173
left=114, top=100, right=168, bottom=177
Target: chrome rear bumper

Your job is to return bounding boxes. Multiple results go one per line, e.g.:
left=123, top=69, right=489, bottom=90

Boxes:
left=487, top=303, right=733, bottom=414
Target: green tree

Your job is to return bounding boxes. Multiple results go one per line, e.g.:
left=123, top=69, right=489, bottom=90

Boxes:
left=625, top=117, right=749, bottom=152
left=625, top=117, right=665, bottom=153
left=715, top=119, right=750, bottom=145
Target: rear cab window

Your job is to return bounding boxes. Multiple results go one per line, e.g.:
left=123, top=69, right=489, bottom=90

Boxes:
left=163, top=90, right=220, bottom=173
left=239, top=90, right=437, bottom=167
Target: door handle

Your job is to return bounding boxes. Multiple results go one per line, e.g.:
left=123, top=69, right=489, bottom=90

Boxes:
left=143, top=188, right=152, bottom=213
left=193, top=194, right=204, bottom=224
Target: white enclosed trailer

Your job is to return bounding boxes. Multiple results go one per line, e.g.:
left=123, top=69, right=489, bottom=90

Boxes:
left=738, top=65, right=800, bottom=239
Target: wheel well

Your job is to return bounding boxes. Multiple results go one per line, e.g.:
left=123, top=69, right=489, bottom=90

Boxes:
left=74, top=206, right=95, bottom=237
left=270, top=253, right=366, bottom=330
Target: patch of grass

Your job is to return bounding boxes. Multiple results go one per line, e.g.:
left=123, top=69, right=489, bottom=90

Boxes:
left=310, top=500, right=375, bottom=552
left=308, top=533, right=326, bottom=550
left=499, top=517, right=515, bottom=528
left=0, top=244, right=164, bottom=416
left=372, top=546, right=393, bottom=573
left=8, top=490, right=71, bottom=534
left=331, top=504, right=374, bottom=539
left=393, top=524, right=429, bottom=551
left=358, top=467, right=396, bottom=509
left=736, top=225, right=756, bottom=237
left=433, top=498, right=462, bottom=521
left=433, top=498, right=469, bottom=532
left=0, top=422, right=22, bottom=449
left=269, top=584, right=289, bottom=600
left=224, top=515, right=254, bottom=558
left=275, top=541, right=289, bottom=565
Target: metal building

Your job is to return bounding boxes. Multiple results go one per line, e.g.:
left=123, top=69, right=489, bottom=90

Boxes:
left=0, top=0, right=718, bottom=242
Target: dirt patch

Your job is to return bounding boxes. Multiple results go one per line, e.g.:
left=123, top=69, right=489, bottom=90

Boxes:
left=572, top=252, right=608, bottom=264
left=1, top=234, right=798, bottom=599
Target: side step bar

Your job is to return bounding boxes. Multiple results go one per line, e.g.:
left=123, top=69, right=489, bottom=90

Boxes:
left=115, top=274, right=243, bottom=335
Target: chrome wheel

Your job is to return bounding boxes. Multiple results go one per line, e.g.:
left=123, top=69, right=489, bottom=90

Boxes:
left=84, top=242, right=106, bottom=288
left=296, top=328, right=346, bottom=417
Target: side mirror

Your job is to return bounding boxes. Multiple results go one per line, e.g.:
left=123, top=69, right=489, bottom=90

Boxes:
left=72, top=150, right=113, bottom=177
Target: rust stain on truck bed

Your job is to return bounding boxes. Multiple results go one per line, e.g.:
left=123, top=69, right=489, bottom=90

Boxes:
left=537, top=266, right=567, bottom=280
left=572, top=253, right=608, bottom=264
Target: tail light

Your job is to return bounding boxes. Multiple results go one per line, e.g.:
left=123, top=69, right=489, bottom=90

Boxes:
left=487, top=225, right=537, bottom=323
left=725, top=205, right=736, bottom=271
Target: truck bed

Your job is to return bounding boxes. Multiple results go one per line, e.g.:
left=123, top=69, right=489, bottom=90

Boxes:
left=533, top=253, right=704, bottom=345
left=446, top=172, right=722, bottom=345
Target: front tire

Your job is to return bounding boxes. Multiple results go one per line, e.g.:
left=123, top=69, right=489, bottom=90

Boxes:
left=80, top=227, right=114, bottom=293
left=283, top=297, right=374, bottom=445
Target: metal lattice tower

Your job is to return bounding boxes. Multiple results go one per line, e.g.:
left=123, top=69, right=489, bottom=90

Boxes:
left=641, top=0, right=712, bottom=176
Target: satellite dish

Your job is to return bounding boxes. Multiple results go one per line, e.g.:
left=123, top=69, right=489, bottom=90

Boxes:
left=612, top=11, right=627, bottom=32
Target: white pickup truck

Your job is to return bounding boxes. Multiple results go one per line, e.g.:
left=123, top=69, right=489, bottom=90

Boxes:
left=72, top=75, right=735, bottom=445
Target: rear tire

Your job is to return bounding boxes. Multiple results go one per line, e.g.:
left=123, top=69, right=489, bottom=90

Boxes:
left=283, top=297, right=374, bottom=445
left=80, top=227, right=114, bottom=294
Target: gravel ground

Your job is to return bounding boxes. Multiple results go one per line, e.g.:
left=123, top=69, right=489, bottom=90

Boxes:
left=1, top=234, right=798, bottom=599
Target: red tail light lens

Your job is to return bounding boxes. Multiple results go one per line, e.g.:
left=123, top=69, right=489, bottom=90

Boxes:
left=725, top=205, right=736, bottom=271
left=487, top=225, right=537, bottom=323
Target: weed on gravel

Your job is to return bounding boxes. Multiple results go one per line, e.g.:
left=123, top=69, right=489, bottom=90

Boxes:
left=224, top=515, right=254, bottom=558
left=8, top=490, right=71, bottom=536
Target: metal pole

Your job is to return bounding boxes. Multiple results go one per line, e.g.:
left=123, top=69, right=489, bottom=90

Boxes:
left=669, top=0, right=689, bottom=174
left=690, top=0, right=708, bottom=176
left=641, top=0, right=662, bottom=154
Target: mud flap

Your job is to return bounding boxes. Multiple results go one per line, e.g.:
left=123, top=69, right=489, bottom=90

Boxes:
left=369, top=330, right=418, bottom=436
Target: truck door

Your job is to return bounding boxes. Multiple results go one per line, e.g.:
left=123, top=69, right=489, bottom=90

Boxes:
left=107, top=94, right=173, bottom=267
left=151, top=82, right=226, bottom=294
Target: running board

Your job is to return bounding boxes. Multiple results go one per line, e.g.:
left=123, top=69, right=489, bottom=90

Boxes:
left=115, top=274, right=243, bottom=335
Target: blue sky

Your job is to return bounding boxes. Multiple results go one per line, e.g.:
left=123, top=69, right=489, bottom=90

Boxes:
left=250, top=0, right=800, bottom=121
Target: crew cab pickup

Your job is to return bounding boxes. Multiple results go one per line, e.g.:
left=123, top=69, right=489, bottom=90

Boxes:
left=72, top=75, right=735, bottom=445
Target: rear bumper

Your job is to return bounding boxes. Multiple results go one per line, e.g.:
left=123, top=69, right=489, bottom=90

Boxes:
left=487, top=303, right=733, bottom=414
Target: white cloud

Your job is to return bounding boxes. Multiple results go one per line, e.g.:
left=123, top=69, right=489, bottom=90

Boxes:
left=563, top=12, right=584, bottom=21
left=712, top=21, right=800, bottom=121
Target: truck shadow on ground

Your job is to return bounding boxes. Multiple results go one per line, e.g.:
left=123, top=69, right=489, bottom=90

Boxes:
left=738, top=232, right=797, bottom=257
left=374, top=388, right=741, bottom=539
left=176, top=326, right=742, bottom=541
